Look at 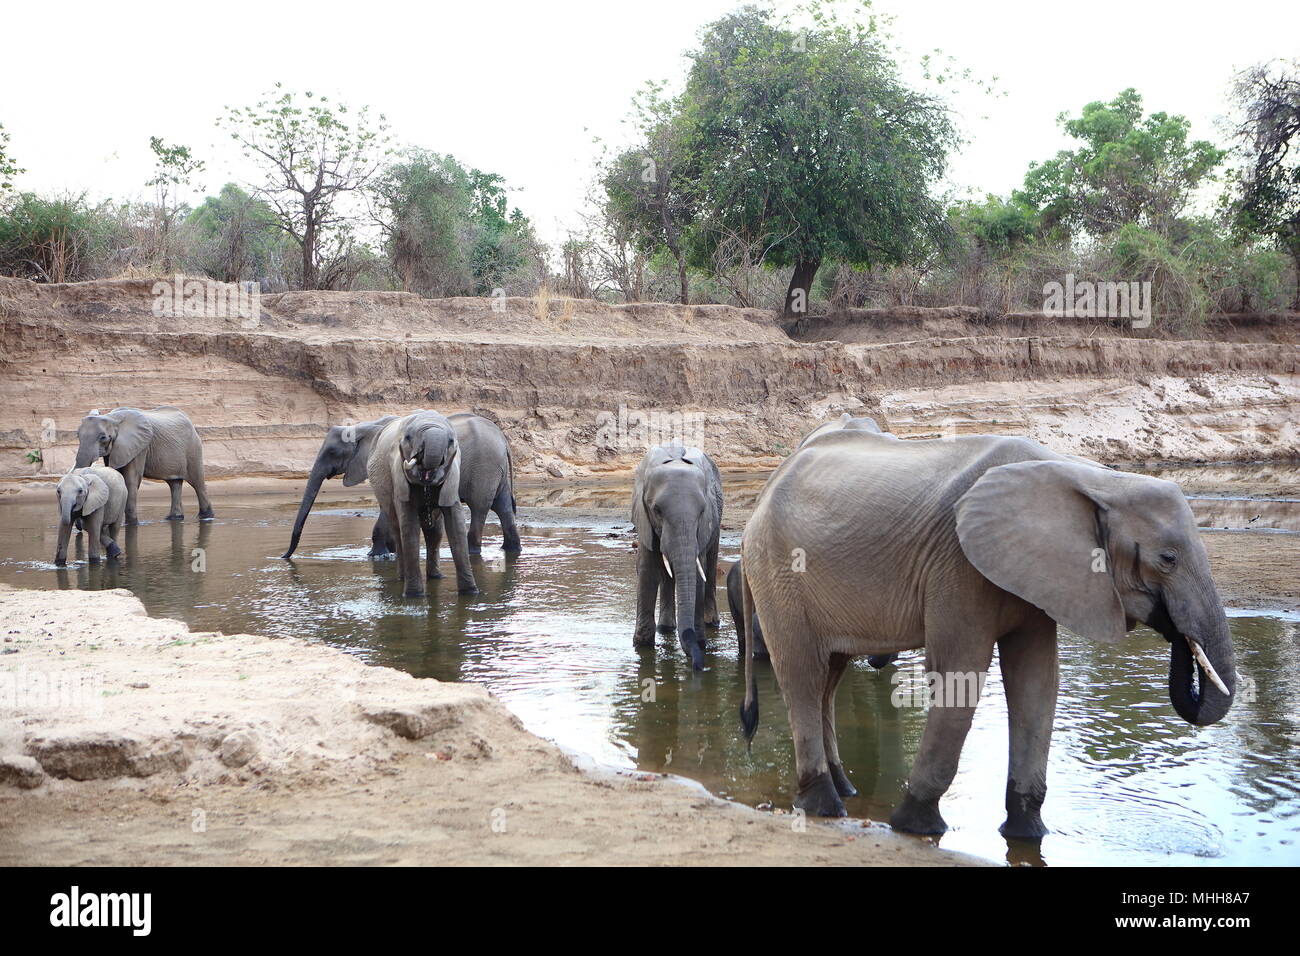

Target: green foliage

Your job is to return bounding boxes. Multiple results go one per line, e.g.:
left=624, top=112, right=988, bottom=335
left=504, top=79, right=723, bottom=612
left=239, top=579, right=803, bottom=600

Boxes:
left=0, top=192, right=124, bottom=283
left=673, top=3, right=957, bottom=312
left=1017, top=89, right=1225, bottom=238
left=0, top=123, right=23, bottom=193
left=372, top=150, right=541, bottom=296
left=948, top=195, right=1038, bottom=254
left=187, top=184, right=286, bottom=282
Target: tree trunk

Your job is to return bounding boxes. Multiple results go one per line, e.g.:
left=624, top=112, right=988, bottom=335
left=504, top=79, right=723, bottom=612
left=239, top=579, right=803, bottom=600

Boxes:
left=784, top=258, right=820, bottom=317
left=676, top=250, right=689, bottom=305
left=301, top=206, right=317, bottom=291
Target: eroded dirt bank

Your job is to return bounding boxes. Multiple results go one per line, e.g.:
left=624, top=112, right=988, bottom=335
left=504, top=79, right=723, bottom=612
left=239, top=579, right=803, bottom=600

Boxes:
left=1, top=277, right=1297, bottom=488
left=0, top=586, right=979, bottom=866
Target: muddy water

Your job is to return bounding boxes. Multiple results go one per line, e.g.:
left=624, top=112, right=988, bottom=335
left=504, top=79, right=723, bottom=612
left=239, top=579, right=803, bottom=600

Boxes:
left=1, top=470, right=1298, bottom=867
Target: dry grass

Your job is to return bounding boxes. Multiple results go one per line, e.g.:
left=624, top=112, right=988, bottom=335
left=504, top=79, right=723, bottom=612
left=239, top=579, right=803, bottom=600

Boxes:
left=533, top=282, right=551, bottom=322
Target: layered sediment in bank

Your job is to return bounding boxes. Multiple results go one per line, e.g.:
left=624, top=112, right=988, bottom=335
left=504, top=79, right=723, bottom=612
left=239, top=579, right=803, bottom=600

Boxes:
left=1, top=276, right=1297, bottom=489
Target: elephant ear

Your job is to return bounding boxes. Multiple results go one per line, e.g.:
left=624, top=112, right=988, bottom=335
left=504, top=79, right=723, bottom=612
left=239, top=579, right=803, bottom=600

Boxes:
left=106, top=410, right=154, bottom=468
left=437, top=439, right=462, bottom=507
left=342, top=423, right=383, bottom=487
left=955, top=459, right=1127, bottom=644
left=631, top=462, right=656, bottom=551
left=81, top=472, right=110, bottom=515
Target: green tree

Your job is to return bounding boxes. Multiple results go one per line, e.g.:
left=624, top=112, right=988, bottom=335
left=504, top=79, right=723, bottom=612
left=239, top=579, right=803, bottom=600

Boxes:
left=601, top=84, right=696, bottom=304
left=147, top=137, right=205, bottom=270
left=218, top=84, right=390, bottom=290
left=677, top=3, right=957, bottom=316
left=1223, top=60, right=1300, bottom=307
left=187, top=183, right=284, bottom=283
left=0, top=123, right=23, bottom=194
left=1017, top=89, right=1225, bottom=238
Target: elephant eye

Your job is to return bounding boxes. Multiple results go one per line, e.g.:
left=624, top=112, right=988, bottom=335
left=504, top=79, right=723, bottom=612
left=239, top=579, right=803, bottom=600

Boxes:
left=1159, top=550, right=1178, bottom=568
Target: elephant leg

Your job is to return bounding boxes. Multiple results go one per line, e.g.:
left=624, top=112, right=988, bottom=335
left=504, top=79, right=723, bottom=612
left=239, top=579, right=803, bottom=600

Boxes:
left=466, top=504, right=487, bottom=555
left=656, top=571, right=675, bottom=633
left=369, top=511, right=395, bottom=558
left=104, top=522, right=122, bottom=560
left=422, top=508, right=444, bottom=579
left=823, top=652, right=857, bottom=799
left=122, top=463, right=143, bottom=525
left=84, top=513, right=103, bottom=564
left=891, top=634, right=995, bottom=835
left=164, top=479, right=184, bottom=520
left=189, top=470, right=214, bottom=520
left=634, top=547, right=662, bottom=647
left=493, top=484, right=522, bottom=554
left=397, top=499, right=425, bottom=597
left=441, top=504, right=479, bottom=594
left=998, top=615, right=1058, bottom=839
left=703, top=535, right=720, bottom=628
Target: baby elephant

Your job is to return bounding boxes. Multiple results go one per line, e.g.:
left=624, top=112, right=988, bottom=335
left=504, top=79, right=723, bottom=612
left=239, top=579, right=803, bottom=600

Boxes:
left=55, top=467, right=128, bottom=566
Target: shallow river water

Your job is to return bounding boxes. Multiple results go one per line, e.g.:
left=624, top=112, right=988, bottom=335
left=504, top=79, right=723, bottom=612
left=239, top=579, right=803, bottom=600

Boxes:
left=2, top=468, right=1298, bottom=867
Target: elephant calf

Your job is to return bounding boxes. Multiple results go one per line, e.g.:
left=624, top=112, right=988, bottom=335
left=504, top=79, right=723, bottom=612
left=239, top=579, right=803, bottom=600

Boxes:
left=740, top=431, right=1235, bottom=837
left=55, top=466, right=128, bottom=565
left=632, top=440, right=723, bottom=670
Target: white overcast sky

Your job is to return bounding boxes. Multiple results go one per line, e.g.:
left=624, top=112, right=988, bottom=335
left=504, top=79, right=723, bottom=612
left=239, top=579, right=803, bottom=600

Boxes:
left=1, top=0, right=1294, bottom=247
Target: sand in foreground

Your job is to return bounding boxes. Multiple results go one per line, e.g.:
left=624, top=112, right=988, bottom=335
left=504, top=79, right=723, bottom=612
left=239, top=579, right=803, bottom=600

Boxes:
left=0, top=586, right=981, bottom=866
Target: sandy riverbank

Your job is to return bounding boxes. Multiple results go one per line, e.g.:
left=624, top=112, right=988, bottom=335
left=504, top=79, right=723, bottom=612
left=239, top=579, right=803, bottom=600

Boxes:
left=0, top=586, right=981, bottom=866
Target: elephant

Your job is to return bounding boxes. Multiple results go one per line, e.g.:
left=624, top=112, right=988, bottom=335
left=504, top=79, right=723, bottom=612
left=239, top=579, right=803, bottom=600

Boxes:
left=367, top=410, right=479, bottom=598
left=282, top=413, right=520, bottom=560
left=738, top=431, right=1236, bottom=838
left=282, top=416, right=398, bottom=559
left=799, top=412, right=887, bottom=446
left=74, top=406, right=212, bottom=525
left=54, top=466, right=127, bottom=566
left=632, top=439, right=723, bottom=670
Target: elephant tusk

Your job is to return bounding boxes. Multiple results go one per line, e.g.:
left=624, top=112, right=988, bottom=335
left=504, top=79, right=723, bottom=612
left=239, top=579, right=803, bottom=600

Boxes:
left=696, top=557, right=706, bottom=579
left=662, top=554, right=673, bottom=579
left=1185, top=636, right=1231, bottom=696
left=405, top=456, right=419, bottom=468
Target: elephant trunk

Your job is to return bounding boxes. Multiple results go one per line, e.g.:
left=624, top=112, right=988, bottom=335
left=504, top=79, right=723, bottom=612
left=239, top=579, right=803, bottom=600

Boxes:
left=1163, top=587, right=1235, bottom=727
left=73, top=437, right=99, bottom=469
left=283, top=463, right=330, bottom=559
left=55, top=498, right=75, bottom=565
left=669, top=538, right=704, bottom=671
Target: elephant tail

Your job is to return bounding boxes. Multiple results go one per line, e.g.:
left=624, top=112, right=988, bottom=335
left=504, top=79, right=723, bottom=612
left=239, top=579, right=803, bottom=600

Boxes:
left=739, top=560, right=759, bottom=746
left=506, top=446, right=517, bottom=513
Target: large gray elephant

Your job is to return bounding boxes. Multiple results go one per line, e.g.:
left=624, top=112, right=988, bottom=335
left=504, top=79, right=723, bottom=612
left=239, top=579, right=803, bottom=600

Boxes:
left=54, top=466, right=128, bottom=565
left=739, top=432, right=1236, bottom=837
left=367, top=410, right=478, bottom=598
left=632, top=440, right=723, bottom=670
left=282, top=413, right=520, bottom=560
left=74, top=406, right=212, bottom=525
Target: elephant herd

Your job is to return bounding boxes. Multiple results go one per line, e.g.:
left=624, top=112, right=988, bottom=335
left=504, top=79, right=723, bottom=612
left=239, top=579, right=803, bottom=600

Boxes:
left=49, top=404, right=1238, bottom=839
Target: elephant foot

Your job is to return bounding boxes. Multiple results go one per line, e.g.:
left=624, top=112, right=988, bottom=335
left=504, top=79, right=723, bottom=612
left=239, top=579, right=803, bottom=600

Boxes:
left=633, top=627, right=656, bottom=648
left=198, top=509, right=215, bottom=521
left=794, top=770, right=847, bottom=818
left=427, top=568, right=444, bottom=579
left=829, top=762, right=858, bottom=799
left=890, top=793, right=948, bottom=835
left=106, top=543, right=122, bottom=560
left=1001, top=785, right=1048, bottom=839
left=368, top=548, right=394, bottom=560
left=458, top=584, right=481, bottom=595
left=502, top=540, right=522, bottom=554
left=402, top=580, right=426, bottom=598
left=679, top=628, right=705, bottom=671
left=705, top=614, right=720, bottom=629
left=467, top=544, right=482, bottom=556
left=656, top=622, right=675, bottom=634
left=867, top=653, right=898, bottom=669
left=164, top=513, right=184, bottom=521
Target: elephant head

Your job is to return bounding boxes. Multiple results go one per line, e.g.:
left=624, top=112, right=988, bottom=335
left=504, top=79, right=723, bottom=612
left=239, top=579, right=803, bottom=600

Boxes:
left=956, top=459, right=1235, bottom=727
left=398, top=412, right=461, bottom=507
left=75, top=408, right=152, bottom=469
left=54, top=469, right=109, bottom=565
left=634, top=442, right=714, bottom=669
left=282, top=416, right=395, bottom=559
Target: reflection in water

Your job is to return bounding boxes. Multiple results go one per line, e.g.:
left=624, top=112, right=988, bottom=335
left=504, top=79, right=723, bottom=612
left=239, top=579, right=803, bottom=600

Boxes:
left=1, top=489, right=1298, bottom=867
